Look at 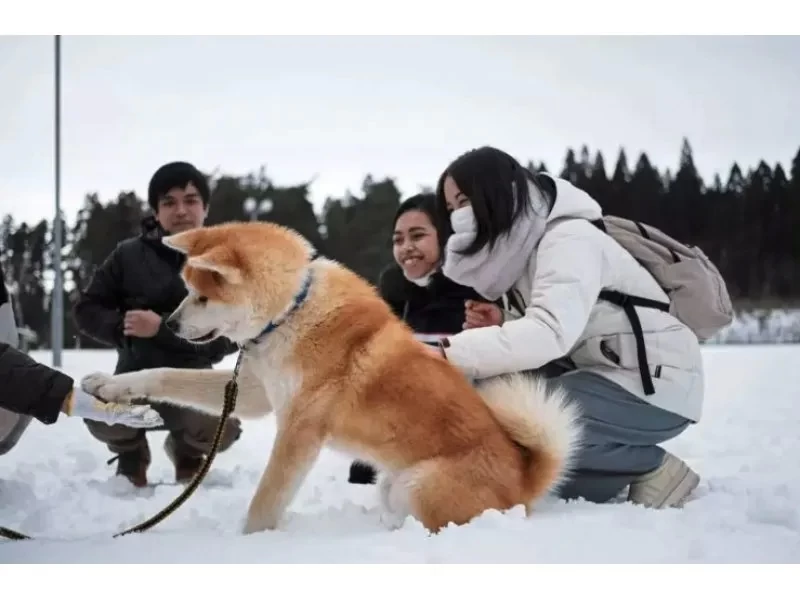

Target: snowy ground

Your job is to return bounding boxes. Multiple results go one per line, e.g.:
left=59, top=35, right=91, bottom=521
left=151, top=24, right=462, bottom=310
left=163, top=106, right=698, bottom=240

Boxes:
left=1, top=346, right=799, bottom=564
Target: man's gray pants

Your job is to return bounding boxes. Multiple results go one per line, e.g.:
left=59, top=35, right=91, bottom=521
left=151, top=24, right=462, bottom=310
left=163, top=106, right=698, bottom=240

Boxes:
left=543, top=369, right=691, bottom=504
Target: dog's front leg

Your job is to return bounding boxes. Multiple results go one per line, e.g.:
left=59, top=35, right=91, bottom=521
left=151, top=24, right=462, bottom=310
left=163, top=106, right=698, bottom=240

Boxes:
left=81, top=368, right=272, bottom=419
left=242, top=406, right=326, bottom=534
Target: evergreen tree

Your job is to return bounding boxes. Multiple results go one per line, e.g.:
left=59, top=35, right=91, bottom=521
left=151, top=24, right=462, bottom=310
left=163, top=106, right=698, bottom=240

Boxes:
left=2, top=142, right=800, bottom=348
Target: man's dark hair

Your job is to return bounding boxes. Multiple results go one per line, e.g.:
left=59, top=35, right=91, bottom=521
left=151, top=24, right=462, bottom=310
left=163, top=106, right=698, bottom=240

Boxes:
left=434, top=146, right=549, bottom=256
left=147, top=161, right=211, bottom=211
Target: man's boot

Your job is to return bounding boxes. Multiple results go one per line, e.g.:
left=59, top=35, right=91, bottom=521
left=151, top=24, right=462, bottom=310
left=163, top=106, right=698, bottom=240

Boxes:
left=164, top=434, right=204, bottom=483
left=107, top=441, right=151, bottom=488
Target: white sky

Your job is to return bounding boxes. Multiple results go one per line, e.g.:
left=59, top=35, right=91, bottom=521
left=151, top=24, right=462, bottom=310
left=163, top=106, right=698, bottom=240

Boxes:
left=2, top=35, right=799, bottom=226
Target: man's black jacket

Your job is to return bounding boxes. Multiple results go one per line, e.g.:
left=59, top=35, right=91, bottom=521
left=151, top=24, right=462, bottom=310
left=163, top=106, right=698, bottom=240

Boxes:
left=73, top=216, right=237, bottom=374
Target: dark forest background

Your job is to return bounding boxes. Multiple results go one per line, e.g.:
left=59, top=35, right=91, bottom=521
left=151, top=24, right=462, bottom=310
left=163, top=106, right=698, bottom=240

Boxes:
left=3, top=138, right=799, bottom=349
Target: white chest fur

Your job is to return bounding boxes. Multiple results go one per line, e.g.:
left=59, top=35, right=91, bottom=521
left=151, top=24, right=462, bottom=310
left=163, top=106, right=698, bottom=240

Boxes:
left=244, top=328, right=303, bottom=417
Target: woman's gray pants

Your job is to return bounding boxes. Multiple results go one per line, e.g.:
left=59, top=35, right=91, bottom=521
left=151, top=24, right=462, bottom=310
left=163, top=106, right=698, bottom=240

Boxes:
left=542, top=368, right=692, bottom=504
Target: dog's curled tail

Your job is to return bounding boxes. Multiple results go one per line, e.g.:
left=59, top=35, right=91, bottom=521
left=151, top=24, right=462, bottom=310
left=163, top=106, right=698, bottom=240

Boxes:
left=476, top=373, right=583, bottom=505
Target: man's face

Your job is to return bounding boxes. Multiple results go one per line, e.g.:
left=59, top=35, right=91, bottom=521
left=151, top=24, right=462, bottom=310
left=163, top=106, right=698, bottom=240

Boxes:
left=155, top=182, right=208, bottom=234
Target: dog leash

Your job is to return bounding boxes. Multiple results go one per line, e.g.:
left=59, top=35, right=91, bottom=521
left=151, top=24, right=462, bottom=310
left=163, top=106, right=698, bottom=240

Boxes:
left=0, top=351, right=244, bottom=542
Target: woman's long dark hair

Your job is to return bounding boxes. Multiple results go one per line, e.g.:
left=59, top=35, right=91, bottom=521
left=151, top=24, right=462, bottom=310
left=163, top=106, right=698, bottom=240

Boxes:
left=435, top=146, right=549, bottom=256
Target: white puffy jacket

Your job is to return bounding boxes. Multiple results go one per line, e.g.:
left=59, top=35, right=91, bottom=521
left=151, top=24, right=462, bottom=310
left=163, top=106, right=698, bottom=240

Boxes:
left=442, top=176, right=705, bottom=423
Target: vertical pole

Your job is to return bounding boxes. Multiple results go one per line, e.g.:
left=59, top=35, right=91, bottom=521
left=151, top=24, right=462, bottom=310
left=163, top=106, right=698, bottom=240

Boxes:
left=51, top=34, right=63, bottom=368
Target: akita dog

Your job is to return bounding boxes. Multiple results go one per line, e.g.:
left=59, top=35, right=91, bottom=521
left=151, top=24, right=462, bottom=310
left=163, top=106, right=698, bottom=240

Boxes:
left=82, top=221, right=582, bottom=535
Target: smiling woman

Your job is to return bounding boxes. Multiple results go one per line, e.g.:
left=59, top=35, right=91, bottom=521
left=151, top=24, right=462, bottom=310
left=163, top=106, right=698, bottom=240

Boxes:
left=383, top=194, right=498, bottom=342
left=392, top=196, right=441, bottom=283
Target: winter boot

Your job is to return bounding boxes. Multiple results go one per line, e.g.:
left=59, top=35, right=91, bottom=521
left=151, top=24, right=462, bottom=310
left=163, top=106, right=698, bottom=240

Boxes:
left=164, top=434, right=204, bottom=483
left=107, top=442, right=151, bottom=488
left=627, top=451, right=700, bottom=509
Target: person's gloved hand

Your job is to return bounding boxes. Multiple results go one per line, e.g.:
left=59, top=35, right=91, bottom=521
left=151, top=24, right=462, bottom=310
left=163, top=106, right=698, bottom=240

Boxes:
left=63, top=387, right=164, bottom=428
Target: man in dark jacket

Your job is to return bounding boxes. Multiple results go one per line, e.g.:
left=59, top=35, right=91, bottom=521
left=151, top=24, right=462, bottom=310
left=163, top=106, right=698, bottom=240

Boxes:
left=73, top=161, right=242, bottom=487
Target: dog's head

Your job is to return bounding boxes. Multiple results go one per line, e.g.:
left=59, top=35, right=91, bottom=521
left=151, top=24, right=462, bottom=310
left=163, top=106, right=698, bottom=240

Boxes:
left=162, top=221, right=317, bottom=344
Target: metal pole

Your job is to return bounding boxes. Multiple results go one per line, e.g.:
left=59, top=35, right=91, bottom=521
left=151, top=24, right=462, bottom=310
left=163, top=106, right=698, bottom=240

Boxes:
left=51, top=35, right=63, bottom=367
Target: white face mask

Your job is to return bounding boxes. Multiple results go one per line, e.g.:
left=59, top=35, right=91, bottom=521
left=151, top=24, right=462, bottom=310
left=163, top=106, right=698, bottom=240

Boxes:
left=449, top=205, right=476, bottom=234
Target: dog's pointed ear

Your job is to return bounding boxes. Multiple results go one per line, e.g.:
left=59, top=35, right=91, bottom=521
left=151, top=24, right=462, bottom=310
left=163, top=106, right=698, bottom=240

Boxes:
left=162, top=229, right=204, bottom=255
left=186, top=246, right=243, bottom=285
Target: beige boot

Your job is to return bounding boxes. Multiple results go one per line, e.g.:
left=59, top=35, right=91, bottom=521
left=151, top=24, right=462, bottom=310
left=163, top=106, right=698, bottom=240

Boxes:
left=628, top=451, right=700, bottom=509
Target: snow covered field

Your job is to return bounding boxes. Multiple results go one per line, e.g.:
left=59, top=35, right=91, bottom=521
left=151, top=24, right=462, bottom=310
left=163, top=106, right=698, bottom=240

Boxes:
left=1, top=346, right=799, bottom=564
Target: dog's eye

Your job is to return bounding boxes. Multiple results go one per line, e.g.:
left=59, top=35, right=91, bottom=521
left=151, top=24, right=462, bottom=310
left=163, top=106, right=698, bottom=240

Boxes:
left=197, top=296, right=209, bottom=305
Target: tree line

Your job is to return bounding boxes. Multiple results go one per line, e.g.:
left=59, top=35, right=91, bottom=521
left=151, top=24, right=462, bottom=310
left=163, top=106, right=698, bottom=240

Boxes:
left=2, top=138, right=799, bottom=349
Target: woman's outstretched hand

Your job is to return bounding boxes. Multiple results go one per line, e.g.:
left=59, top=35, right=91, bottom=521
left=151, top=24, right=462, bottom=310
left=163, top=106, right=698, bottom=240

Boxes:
left=463, top=300, right=503, bottom=329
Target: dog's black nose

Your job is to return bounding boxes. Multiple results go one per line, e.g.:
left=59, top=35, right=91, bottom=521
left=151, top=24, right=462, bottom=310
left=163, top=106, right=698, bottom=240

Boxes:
left=165, top=318, right=180, bottom=332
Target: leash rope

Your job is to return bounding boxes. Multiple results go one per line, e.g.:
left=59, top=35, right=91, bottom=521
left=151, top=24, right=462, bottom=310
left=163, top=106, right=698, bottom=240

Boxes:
left=0, top=351, right=244, bottom=542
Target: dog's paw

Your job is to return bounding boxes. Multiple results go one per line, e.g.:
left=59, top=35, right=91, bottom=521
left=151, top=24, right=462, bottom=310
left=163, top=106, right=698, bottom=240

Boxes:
left=81, top=371, right=153, bottom=404
left=80, top=372, right=115, bottom=397
left=241, top=514, right=279, bottom=535
left=377, top=474, right=412, bottom=531
left=379, top=508, right=406, bottom=531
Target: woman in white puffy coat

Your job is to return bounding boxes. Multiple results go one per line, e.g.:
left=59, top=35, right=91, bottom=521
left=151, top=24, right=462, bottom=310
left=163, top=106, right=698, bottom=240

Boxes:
left=431, top=146, right=704, bottom=509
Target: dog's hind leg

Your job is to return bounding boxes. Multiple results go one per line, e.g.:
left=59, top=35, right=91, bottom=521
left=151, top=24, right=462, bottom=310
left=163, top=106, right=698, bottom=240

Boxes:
left=405, top=455, right=520, bottom=533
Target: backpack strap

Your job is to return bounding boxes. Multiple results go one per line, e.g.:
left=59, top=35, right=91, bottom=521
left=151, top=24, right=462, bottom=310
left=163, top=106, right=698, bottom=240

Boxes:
left=596, top=290, right=670, bottom=396
left=589, top=217, right=672, bottom=396
left=540, top=185, right=675, bottom=397
left=594, top=217, right=681, bottom=263
left=506, top=287, right=526, bottom=316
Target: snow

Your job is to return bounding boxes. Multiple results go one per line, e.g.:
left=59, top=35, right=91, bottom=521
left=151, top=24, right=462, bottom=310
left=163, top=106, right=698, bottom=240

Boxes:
left=1, top=346, right=800, bottom=564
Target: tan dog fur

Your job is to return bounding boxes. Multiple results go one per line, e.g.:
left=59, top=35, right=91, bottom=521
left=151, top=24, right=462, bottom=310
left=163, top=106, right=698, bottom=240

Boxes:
left=82, top=221, right=583, bottom=535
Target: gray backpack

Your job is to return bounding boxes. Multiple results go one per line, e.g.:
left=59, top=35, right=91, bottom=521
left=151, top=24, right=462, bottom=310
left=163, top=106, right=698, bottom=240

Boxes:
left=592, top=216, right=734, bottom=395
left=536, top=173, right=735, bottom=395
left=593, top=216, right=735, bottom=339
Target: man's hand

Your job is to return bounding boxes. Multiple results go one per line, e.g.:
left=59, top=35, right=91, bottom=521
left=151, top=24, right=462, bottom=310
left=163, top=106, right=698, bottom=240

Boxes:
left=463, top=300, right=503, bottom=329
left=123, top=309, right=162, bottom=338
